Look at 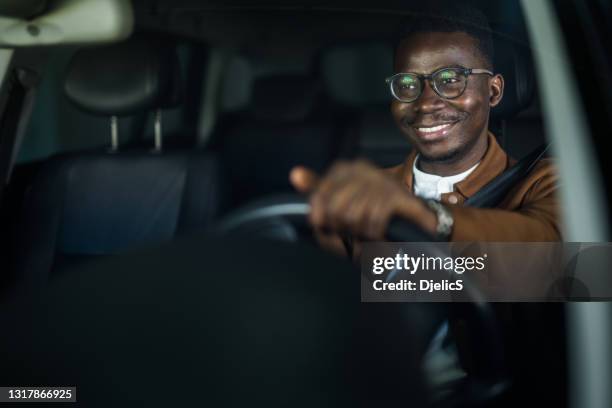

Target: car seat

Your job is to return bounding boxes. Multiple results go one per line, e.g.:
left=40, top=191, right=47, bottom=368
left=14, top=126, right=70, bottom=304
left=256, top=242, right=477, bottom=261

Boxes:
left=10, top=37, right=225, bottom=293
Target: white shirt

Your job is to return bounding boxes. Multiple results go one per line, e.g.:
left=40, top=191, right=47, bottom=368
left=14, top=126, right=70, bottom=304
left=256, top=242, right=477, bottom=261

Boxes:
left=413, top=156, right=479, bottom=389
left=412, top=155, right=480, bottom=200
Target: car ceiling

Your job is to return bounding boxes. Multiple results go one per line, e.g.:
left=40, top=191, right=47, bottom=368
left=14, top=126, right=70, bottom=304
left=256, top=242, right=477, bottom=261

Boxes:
left=0, top=0, right=47, bottom=18
left=131, top=0, right=524, bottom=53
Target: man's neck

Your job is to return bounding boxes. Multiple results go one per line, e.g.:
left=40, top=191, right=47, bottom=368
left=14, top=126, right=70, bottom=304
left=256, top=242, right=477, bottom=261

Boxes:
left=417, top=133, right=489, bottom=177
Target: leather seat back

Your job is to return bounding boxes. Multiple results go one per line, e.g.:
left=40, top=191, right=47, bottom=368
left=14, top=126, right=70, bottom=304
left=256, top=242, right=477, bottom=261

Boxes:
left=12, top=37, right=224, bottom=292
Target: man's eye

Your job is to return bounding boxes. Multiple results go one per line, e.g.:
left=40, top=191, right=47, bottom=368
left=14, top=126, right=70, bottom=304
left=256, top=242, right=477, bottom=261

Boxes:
left=398, top=77, right=417, bottom=90
left=438, top=70, right=460, bottom=83
left=441, top=77, right=459, bottom=84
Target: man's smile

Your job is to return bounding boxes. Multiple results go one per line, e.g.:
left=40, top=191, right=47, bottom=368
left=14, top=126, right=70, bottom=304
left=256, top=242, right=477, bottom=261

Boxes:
left=412, top=121, right=460, bottom=142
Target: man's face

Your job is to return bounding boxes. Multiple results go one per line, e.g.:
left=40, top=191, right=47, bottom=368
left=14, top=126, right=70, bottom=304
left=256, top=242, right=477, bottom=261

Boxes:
left=391, top=32, right=503, bottom=163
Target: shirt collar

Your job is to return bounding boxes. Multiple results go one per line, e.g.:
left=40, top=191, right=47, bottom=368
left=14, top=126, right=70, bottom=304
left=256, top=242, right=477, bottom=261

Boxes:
left=412, top=155, right=480, bottom=185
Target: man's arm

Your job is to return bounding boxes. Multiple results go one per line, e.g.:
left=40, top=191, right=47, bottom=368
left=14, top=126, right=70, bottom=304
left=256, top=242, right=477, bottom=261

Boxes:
left=449, top=166, right=561, bottom=241
left=289, top=161, right=438, bottom=241
left=289, top=159, right=561, bottom=245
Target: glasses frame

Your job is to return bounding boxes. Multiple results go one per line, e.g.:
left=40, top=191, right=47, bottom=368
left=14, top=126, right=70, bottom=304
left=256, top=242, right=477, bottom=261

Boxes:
left=385, top=67, right=494, bottom=103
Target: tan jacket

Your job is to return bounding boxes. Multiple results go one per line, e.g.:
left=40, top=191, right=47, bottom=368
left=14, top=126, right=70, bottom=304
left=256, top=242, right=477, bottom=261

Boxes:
left=386, top=132, right=562, bottom=241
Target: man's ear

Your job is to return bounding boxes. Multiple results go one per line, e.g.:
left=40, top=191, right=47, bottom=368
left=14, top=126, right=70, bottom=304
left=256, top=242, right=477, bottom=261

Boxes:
left=489, top=73, right=504, bottom=107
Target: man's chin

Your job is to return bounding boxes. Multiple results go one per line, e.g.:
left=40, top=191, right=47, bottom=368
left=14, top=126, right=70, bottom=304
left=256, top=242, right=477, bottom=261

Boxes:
left=418, top=144, right=462, bottom=164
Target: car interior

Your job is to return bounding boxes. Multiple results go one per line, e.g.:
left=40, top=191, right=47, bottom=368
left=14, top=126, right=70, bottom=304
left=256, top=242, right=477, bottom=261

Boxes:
left=2, top=0, right=545, bottom=283
left=1, top=0, right=610, bottom=407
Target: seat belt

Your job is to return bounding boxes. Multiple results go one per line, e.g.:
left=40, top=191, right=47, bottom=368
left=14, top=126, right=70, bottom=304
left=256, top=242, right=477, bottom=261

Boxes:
left=464, top=143, right=550, bottom=208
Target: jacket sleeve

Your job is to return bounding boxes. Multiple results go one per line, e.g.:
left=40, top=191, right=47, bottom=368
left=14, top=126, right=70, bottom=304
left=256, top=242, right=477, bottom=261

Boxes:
left=448, top=163, right=562, bottom=241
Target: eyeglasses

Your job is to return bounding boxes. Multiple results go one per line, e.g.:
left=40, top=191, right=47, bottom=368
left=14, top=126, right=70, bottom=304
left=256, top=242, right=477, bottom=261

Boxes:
left=385, top=67, right=494, bottom=103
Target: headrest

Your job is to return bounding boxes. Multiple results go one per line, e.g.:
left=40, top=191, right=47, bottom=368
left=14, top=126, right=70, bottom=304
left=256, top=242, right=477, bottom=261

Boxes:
left=490, top=39, right=535, bottom=119
left=63, top=37, right=182, bottom=116
left=249, top=75, right=321, bottom=122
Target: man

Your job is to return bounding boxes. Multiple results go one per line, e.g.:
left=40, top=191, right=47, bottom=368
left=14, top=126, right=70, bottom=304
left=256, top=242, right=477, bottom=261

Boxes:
left=289, top=7, right=562, bottom=394
left=289, top=7, right=560, bottom=247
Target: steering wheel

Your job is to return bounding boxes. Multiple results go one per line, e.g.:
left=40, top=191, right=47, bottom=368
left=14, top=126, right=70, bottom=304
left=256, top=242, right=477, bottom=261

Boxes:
left=214, top=193, right=510, bottom=406
left=213, top=193, right=435, bottom=242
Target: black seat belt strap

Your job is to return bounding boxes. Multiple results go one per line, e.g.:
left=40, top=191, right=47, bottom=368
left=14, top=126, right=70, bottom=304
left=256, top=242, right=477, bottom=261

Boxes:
left=465, top=143, right=551, bottom=208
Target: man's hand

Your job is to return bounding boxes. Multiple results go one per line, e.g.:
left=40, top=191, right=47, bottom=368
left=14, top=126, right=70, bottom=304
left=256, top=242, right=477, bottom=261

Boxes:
left=289, top=160, right=438, bottom=240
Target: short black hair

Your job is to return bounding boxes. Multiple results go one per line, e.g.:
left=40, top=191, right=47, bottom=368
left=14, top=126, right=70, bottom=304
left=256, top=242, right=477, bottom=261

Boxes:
left=394, top=3, right=495, bottom=70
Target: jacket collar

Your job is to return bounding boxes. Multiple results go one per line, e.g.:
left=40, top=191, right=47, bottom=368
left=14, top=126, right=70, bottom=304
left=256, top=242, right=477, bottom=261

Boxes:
left=399, top=132, right=510, bottom=199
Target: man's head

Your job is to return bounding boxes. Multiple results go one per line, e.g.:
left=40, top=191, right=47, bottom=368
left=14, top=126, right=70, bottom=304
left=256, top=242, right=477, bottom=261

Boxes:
left=390, top=5, right=504, bottom=169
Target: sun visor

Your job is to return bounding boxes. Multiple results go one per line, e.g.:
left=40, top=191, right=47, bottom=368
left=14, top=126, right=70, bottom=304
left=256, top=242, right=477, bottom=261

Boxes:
left=0, top=0, right=133, bottom=47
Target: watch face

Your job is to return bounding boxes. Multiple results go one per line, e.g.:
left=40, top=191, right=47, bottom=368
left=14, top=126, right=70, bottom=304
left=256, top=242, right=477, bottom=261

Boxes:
left=426, top=200, right=453, bottom=239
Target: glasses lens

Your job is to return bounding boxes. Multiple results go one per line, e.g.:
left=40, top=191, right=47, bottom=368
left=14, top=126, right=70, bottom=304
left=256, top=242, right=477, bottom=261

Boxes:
left=433, top=69, right=467, bottom=98
left=392, top=74, right=421, bottom=101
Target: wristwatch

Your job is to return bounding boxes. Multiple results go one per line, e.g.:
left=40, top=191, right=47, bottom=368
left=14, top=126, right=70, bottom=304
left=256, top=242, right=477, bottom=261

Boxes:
left=424, top=199, right=454, bottom=241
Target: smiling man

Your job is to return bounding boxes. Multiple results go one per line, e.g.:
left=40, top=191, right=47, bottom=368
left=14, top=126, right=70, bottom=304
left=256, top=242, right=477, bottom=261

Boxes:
left=290, top=5, right=560, bottom=246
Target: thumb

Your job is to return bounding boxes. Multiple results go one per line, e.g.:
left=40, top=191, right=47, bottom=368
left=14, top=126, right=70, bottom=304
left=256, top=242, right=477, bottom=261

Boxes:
left=289, top=166, right=319, bottom=193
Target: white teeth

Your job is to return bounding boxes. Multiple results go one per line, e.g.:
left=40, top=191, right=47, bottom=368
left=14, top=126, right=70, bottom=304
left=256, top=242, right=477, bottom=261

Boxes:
left=417, top=123, right=452, bottom=133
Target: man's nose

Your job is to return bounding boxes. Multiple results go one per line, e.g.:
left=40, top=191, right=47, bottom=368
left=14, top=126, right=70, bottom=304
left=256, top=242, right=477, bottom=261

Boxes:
left=413, top=80, right=445, bottom=113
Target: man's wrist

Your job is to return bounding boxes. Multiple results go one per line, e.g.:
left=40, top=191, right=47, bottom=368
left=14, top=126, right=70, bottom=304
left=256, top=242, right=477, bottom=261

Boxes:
left=423, top=199, right=454, bottom=241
